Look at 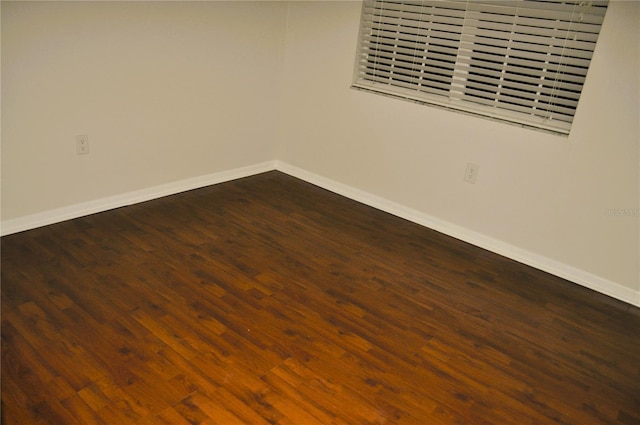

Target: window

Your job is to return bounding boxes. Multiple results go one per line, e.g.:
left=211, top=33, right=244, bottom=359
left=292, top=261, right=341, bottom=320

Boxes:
left=352, top=0, right=608, bottom=135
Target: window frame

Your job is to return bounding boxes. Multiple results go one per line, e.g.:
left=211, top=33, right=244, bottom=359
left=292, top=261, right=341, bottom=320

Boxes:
left=351, top=0, right=609, bottom=136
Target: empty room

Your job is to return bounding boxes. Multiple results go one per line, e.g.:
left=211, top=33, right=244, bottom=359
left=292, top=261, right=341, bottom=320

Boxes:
left=2, top=1, right=639, bottom=424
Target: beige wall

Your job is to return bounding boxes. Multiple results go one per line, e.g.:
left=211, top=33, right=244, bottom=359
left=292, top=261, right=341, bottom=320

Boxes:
left=277, top=1, right=639, bottom=299
left=2, top=1, right=638, bottom=303
left=2, top=1, right=287, bottom=219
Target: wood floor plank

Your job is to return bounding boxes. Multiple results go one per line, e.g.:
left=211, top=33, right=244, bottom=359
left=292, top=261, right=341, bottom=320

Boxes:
left=2, top=171, right=639, bottom=424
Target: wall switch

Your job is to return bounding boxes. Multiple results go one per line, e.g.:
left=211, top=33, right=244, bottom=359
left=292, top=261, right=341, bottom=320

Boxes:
left=76, top=135, right=89, bottom=155
left=464, top=162, right=479, bottom=184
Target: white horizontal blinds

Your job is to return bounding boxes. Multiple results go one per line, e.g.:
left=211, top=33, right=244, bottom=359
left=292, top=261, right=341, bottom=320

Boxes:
left=353, top=0, right=608, bottom=134
left=455, top=0, right=607, bottom=131
left=357, top=1, right=467, bottom=98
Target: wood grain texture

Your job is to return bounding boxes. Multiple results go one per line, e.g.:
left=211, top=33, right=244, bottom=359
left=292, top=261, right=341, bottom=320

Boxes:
left=2, top=171, right=639, bottom=424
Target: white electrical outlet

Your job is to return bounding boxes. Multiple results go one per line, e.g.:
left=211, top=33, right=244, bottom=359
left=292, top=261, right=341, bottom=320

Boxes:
left=76, top=135, right=89, bottom=155
left=463, top=162, right=479, bottom=184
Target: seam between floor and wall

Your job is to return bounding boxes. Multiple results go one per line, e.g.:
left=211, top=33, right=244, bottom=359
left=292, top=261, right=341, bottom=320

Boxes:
left=275, top=162, right=640, bottom=308
left=0, top=161, right=277, bottom=238
left=1, top=160, right=638, bottom=308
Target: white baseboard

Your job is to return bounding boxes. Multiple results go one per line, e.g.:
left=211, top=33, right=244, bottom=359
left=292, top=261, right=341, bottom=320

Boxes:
left=275, top=161, right=640, bottom=308
left=2, top=159, right=637, bottom=307
left=1, top=161, right=277, bottom=237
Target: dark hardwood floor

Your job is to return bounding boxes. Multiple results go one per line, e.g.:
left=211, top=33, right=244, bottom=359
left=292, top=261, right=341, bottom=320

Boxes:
left=2, top=171, right=639, bottom=425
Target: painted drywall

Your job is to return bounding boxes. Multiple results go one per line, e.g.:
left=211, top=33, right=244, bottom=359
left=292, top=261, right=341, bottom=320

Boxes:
left=1, top=1, right=288, bottom=220
left=277, top=1, right=639, bottom=299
